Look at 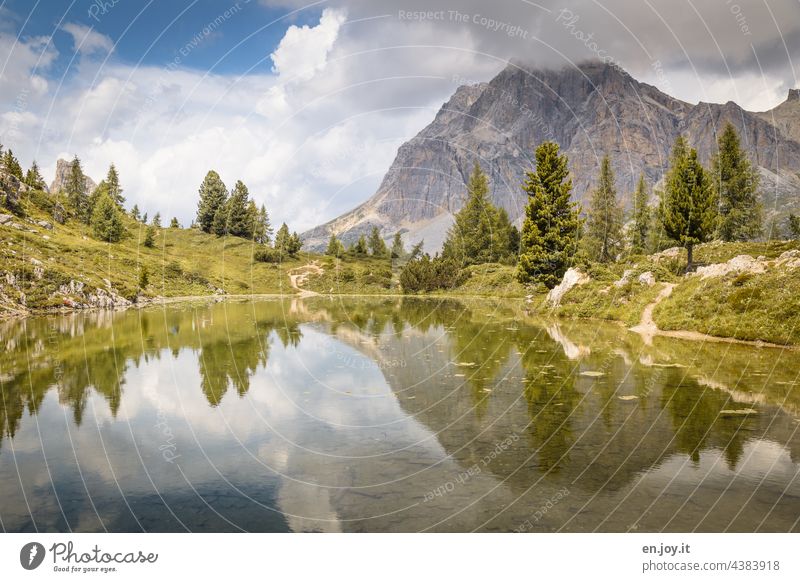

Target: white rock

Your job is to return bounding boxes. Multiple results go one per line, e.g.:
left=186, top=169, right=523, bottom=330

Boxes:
left=546, top=268, right=589, bottom=306
left=614, top=269, right=633, bottom=287
left=637, top=271, right=656, bottom=286
left=693, top=255, right=766, bottom=279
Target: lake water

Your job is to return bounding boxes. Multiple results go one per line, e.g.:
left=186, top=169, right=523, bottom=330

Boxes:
left=0, top=297, right=798, bottom=532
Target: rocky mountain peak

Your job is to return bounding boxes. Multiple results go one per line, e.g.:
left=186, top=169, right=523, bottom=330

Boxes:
left=49, top=159, right=97, bottom=195
left=788, top=88, right=800, bottom=102
left=302, top=61, right=800, bottom=252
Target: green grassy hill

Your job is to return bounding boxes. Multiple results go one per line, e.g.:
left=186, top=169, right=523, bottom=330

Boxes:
left=0, top=186, right=308, bottom=315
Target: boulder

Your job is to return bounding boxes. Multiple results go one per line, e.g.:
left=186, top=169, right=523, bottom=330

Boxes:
left=693, top=255, right=766, bottom=279
left=547, top=268, right=589, bottom=306
left=637, top=271, right=656, bottom=286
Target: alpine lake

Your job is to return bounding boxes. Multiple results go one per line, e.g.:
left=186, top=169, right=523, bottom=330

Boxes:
left=1, top=297, right=798, bottom=532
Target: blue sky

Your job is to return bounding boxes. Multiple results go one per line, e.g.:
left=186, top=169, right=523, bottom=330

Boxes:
left=6, top=0, right=314, bottom=74
left=1, top=0, right=798, bottom=231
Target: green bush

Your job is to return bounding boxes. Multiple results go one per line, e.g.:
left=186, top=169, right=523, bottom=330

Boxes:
left=400, top=256, right=466, bottom=293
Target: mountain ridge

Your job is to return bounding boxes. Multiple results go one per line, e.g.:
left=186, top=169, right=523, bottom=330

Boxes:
left=302, top=61, right=800, bottom=252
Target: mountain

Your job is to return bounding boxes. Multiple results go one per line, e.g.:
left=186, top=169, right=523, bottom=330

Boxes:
left=302, top=61, right=800, bottom=251
left=49, top=158, right=98, bottom=195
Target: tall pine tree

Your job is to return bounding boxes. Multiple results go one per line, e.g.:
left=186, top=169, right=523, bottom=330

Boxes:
left=631, top=174, right=650, bottom=254
left=24, top=161, right=46, bottom=190
left=660, top=135, right=717, bottom=269
left=225, top=180, right=252, bottom=238
left=390, top=232, right=405, bottom=259
left=105, top=163, right=124, bottom=206
left=2, top=149, right=23, bottom=179
left=326, top=233, right=345, bottom=256
left=517, top=142, right=582, bottom=288
left=711, top=123, right=762, bottom=241
left=196, top=170, right=228, bottom=233
left=583, top=155, right=623, bottom=262
left=368, top=226, right=388, bottom=257
left=66, top=156, right=90, bottom=223
left=91, top=192, right=124, bottom=242
left=442, top=162, right=513, bottom=265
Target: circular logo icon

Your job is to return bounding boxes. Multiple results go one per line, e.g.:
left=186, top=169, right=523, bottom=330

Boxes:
left=20, top=542, right=46, bottom=570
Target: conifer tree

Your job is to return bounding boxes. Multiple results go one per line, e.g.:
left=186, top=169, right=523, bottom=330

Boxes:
left=225, top=180, right=252, bottom=238
left=24, top=161, right=46, bottom=190
left=660, top=135, right=717, bottom=269
left=142, top=212, right=148, bottom=224
left=517, top=142, right=582, bottom=287
left=170, top=217, right=180, bottom=228
left=66, top=156, right=90, bottom=223
left=442, top=162, right=513, bottom=265
left=253, top=204, right=272, bottom=244
left=196, top=170, right=228, bottom=233
left=143, top=225, right=156, bottom=248
left=711, top=123, right=762, bottom=241
left=289, top=232, right=302, bottom=255
left=788, top=214, right=800, bottom=239
left=368, top=226, right=388, bottom=257
left=351, top=234, right=368, bottom=256
left=274, top=223, right=290, bottom=253
left=91, top=192, right=124, bottom=242
left=211, top=205, right=227, bottom=236
left=105, top=164, right=124, bottom=206
left=326, top=233, right=345, bottom=256
left=131, top=205, right=140, bottom=221
left=390, top=232, right=406, bottom=259
left=2, top=149, right=23, bottom=179
left=583, top=156, right=623, bottom=262
left=152, top=212, right=161, bottom=228
left=631, top=174, right=650, bottom=254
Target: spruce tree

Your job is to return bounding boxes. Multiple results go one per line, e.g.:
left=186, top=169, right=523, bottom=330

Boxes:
left=351, top=234, right=368, bottom=256
left=143, top=225, right=156, bottom=248
left=225, top=181, right=252, bottom=238
left=326, top=233, right=345, bottom=256
left=2, top=149, right=23, bottom=179
left=289, top=232, right=302, bottom=255
left=66, top=156, right=90, bottom=223
left=274, top=223, right=293, bottom=257
left=788, top=214, right=800, bottom=239
left=712, top=123, right=762, bottom=241
left=631, top=174, right=650, bottom=254
left=211, top=205, right=227, bottom=236
left=24, top=161, right=46, bottom=190
left=584, top=155, right=623, bottom=262
left=152, top=212, right=161, bottom=228
left=91, top=192, right=124, bottom=242
left=390, top=232, right=405, bottom=259
left=170, top=217, right=180, bottom=228
left=142, top=212, right=148, bottom=224
left=196, top=170, right=228, bottom=233
left=517, top=142, right=582, bottom=288
left=131, top=204, right=140, bottom=221
left=660, top=135, right=717, bottom=269
left=105, top=164, right=124, bottom=206
left=442, top=162, right=511, bottom=265
left=368, top=226, right=388, bottom=257
left=253, top=204, right=272, bottom=244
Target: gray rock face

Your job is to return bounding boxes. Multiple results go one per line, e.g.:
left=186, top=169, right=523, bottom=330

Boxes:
left=303, top=61, right=800, bottom=252
left=0, top=170, right=27, bottom=211
left=49, top=159, right=97, bottom=195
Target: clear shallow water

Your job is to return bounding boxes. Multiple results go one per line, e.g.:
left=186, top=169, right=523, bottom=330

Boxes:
left=0, top=297, right=798, bottom=532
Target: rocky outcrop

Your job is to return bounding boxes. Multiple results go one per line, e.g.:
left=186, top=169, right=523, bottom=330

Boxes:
left=49, top=159, right=97, bottom=195
left=303, top=62, right=800, bottom=252
left=0, top=169, right=28, bottom=211
left=547, top=268, right=589, bottom=306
